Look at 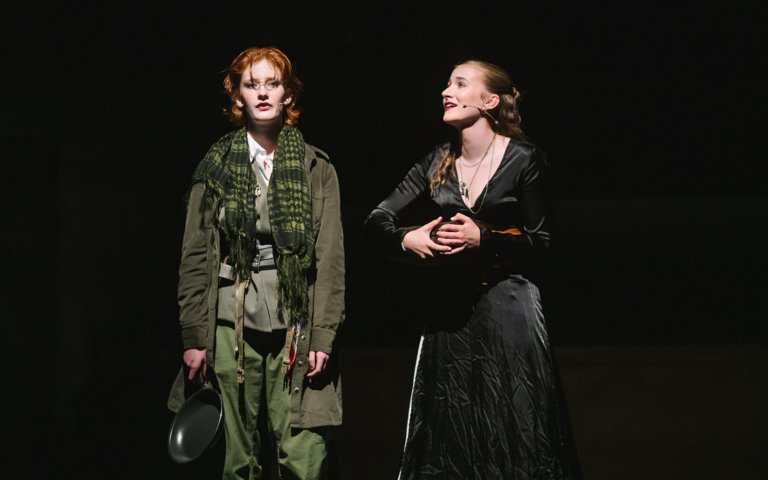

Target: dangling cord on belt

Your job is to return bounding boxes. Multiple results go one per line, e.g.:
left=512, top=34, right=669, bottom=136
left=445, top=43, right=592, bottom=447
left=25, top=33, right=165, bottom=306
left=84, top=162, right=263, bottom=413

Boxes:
left=234, top=274, right=247, bottom=384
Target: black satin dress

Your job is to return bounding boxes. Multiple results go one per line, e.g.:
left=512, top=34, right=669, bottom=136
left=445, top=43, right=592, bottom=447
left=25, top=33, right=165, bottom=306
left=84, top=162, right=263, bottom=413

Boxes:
left=365, top=142, right=582, bottom=480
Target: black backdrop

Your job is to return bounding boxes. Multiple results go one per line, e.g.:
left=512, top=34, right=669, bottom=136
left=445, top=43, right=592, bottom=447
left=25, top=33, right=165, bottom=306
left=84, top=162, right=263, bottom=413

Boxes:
left=2, top=1, right=766, bottom=478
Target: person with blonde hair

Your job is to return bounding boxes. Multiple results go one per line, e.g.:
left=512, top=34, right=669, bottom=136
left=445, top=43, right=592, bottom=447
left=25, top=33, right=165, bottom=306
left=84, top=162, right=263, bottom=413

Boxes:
left=168, top=46, right=345, bottom=480
left=365, top=60, right=581, bottom=479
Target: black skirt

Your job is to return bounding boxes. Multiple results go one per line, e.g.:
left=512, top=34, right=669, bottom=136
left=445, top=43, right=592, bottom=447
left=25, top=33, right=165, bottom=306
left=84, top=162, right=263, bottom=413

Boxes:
left=398, top=274, right=582, bottom=480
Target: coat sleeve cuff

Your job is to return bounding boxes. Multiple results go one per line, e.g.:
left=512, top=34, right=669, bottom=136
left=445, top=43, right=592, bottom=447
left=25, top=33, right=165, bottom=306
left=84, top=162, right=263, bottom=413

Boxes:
left=181, top=325, right=207, bottom=350
left=309, top=327, right=336, bottom=355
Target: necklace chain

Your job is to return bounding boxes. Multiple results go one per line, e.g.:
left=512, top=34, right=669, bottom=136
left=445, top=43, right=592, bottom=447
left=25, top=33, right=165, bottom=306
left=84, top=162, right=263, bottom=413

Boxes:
left=458, top=134, right=496, bottom=200
left=459, top=157, right=483, bottom=168
left=467, top=137, right=495, bottom=214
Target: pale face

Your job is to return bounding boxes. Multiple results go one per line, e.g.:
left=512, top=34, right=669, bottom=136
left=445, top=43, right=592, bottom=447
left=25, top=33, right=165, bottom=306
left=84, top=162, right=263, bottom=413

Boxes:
left=441, top=64, right=492, bottom=127
left=236, top=59, right=291, bottom=128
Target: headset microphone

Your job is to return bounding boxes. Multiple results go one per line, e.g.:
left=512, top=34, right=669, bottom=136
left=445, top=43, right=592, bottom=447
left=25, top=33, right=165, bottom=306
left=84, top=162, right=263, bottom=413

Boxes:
left=461, top=104, right=499, bottom=125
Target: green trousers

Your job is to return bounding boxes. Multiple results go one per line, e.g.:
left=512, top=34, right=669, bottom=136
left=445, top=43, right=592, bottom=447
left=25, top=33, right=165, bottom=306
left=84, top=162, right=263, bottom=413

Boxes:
left=215, top=324, right=327, bottom=480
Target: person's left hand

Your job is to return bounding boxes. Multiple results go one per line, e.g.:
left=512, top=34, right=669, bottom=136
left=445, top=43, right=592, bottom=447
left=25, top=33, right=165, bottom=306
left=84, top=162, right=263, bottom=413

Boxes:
left=434, top=213, right=481, bottom=255
left=306, top=351, right=330, bottom=377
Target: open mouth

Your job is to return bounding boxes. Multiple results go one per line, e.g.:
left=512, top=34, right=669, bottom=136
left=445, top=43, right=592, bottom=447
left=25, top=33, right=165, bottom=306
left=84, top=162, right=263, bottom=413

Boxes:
left=256, top=102, right=272, bottom=110
left=443, top=102, right=457, bottom=110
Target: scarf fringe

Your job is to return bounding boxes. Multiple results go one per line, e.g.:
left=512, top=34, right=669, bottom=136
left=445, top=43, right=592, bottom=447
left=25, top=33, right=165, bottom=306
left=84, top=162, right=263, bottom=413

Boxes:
left=276, top=254, right=310, bottom=326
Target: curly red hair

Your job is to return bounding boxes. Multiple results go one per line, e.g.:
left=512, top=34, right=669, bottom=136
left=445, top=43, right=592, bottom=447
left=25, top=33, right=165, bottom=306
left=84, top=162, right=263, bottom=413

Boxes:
left=222, top=46, right=303, bottom=126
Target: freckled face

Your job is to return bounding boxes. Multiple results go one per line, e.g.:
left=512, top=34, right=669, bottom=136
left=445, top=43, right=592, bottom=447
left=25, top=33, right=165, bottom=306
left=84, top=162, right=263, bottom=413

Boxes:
left=237, top=59, right=290, bottom=127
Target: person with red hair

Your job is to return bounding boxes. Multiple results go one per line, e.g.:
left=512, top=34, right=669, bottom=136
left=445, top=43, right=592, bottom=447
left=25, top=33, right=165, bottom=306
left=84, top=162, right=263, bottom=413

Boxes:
left=168, top=46, right=345, bottom=479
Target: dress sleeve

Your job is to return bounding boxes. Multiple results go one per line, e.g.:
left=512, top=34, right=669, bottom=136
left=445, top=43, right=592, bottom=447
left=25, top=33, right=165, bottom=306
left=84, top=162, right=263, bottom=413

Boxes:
left=364, top=150, right=437, bottom=253
left=477, top=148, right=552, bottom=261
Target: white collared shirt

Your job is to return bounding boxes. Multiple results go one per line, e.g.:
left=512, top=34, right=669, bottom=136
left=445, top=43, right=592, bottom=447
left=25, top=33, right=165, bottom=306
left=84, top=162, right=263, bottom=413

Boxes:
left=246, top=133, right=274, bottom=182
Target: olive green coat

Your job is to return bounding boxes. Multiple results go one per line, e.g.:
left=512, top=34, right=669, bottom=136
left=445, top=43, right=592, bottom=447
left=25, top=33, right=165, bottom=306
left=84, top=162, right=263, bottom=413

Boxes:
left=167, top=144, right=345, bottom=429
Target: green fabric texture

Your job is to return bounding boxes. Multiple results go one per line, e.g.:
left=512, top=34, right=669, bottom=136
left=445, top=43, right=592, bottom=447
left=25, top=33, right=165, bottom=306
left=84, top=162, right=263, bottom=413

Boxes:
left=268, top=126, right=315, bottom=326
left=190, top=125, right=314, bottom=326
left=215, top=326, right=327, bottom=479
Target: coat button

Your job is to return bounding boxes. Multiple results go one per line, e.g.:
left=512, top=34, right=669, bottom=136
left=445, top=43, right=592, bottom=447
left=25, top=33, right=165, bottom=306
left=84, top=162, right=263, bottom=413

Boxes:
left=300, top=334, right=306, bottom=340
left=293, top=387, right=300, bottom=393
left=297, top=360, right=303, bottom=366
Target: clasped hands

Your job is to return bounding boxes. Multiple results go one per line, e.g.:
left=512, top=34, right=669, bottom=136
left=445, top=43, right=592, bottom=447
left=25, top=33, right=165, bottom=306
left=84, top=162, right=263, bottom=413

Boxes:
left=402, top=213, right=480, bottom=259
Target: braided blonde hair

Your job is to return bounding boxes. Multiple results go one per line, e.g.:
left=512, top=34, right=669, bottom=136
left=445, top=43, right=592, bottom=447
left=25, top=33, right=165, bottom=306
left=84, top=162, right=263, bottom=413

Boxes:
left=430, top=60, right=526, bottom=195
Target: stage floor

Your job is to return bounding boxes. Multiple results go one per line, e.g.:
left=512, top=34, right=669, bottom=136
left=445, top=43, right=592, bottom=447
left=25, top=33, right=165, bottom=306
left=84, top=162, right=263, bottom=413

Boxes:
left=337, top=344, right=768, bottom=480
left=22, top=343, right=766, bottom=479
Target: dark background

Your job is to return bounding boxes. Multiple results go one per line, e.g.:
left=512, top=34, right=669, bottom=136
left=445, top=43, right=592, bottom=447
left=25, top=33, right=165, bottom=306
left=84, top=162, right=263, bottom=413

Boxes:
left=2, top=1, right=766, bottom=478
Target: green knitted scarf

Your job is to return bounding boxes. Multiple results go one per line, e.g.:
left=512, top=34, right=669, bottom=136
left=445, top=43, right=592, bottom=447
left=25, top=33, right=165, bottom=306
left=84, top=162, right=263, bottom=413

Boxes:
left=190, top=125, right=314, bottom=325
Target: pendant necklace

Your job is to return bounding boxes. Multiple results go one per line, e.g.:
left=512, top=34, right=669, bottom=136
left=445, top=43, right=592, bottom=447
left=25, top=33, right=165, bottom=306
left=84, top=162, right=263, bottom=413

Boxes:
left=458, top=133, right=496, bottom=199
left=466, top=136, right=496, bottom=214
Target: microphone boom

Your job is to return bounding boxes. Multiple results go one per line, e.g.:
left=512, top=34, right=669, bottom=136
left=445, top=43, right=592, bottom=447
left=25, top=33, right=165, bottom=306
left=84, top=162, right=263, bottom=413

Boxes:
left=460, top=104, right=498, bottom=125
